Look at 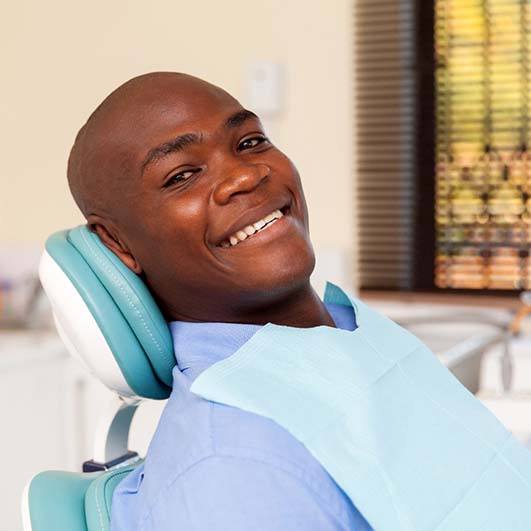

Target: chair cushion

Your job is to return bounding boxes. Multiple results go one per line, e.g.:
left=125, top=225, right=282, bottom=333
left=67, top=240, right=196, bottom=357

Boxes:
left=25, top=465, right=140, bottom=531
left=68, top=226, right=175, bottom=388
left=44, top=227, right=173, bottom=399
left=84, top=465, right=140, bottom=531
left=25, top=470, right=100, bottom=531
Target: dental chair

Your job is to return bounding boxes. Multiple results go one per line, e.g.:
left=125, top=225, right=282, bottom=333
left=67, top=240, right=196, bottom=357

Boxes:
left=21, top=226, right=176, bottom=531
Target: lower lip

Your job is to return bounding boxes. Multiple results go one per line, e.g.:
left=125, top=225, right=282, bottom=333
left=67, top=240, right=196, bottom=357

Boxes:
left=220, top=213, right=293, bottom=250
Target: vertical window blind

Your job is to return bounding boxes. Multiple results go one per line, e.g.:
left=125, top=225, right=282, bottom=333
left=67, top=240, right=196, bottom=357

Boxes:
left=355, top=0, right=417, bottom=289
left=435, top=0, right=531, bottom=290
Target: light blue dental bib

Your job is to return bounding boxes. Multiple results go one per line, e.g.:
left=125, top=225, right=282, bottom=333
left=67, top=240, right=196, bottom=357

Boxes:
left=191, top=283, right=531, bottom=531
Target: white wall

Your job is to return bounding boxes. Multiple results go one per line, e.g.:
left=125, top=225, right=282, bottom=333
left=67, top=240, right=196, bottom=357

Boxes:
left=1, top=0, right=356, bottom=285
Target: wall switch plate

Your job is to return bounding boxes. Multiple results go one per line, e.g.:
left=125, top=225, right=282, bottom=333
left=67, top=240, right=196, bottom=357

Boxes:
left=246, top=61, right=284, bottom=116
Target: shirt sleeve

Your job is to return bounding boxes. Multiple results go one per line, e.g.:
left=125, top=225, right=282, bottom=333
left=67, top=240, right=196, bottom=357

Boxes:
left=140, top=454, right=367, bottom=531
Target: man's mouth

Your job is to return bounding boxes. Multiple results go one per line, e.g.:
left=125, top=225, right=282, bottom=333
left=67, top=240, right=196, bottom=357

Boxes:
left=218, top=206, right=289, bottom=248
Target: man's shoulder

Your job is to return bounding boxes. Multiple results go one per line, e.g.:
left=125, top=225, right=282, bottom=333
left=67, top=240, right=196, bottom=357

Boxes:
left=147, top=394, right=323, bottom=478
left=139, top=392, right=343, bottom=502
left=210, top=399, right=310, bottom=459
left=112, top=397, right=361, bottom=531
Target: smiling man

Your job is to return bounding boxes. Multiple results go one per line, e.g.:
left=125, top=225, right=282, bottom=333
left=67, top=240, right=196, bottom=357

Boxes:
left=67, top=72, right=371, bottom=530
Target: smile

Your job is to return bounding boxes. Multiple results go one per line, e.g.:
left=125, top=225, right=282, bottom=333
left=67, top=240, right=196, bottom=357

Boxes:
left=219, top=209, right=285, bottom=248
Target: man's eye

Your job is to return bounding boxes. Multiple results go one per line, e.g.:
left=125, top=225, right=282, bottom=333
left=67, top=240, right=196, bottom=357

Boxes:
left=238, top=135, right=268, bottom=151
left=163, top=169, right=197, bottom=188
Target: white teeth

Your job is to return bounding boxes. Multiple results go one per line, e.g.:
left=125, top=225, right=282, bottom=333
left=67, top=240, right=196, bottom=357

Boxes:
left=222, top=208, right=286, bottom=248
left=253, top=219, right=267, bottom=230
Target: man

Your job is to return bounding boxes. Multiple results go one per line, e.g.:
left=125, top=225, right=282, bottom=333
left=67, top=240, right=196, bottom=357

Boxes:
left=68, top=72, right=371, bottom=530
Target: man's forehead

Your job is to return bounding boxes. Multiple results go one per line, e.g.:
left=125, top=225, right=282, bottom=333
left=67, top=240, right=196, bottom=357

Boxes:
left=111, top=82, right=241, bottom=146
left=91, top=77, right=244, bottom=169
left=109, top=80, right=237, bottom=130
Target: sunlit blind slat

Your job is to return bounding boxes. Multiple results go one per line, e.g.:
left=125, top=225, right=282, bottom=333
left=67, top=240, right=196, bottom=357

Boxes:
left=435, top=0, right=531, bottom=291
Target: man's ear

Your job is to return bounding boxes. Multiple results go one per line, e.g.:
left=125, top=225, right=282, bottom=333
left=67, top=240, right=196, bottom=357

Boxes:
left=88, top=219, right=143, bottom=275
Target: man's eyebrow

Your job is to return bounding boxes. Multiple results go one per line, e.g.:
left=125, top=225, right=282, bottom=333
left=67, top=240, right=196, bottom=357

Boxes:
left=224, top=109, right=259, bottom=128
left=140, top=110, right=259, bottom=175
left=141, top=133, right=202, bottom=174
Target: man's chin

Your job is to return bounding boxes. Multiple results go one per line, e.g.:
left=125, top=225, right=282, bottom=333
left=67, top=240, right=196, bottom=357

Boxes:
left=209, top=212, right=316, bottom=295
left=230, top=242, right=316, bottom=297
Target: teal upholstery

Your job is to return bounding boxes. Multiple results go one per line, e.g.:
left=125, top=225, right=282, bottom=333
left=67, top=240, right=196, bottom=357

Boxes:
left=26, top=470, right=98, bottom=531
left=45, top=227, right=174, bottom=399
left=68, top=227, right=174, bottom=388
left=84, top=465, right=140, bottom=531
left=26, top=464, right=140, bottom=531
left=28, top=226, right=170, bottom=530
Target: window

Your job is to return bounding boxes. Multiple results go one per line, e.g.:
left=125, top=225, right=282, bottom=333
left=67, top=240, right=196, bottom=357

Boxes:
left=356, top=0, right=531, bottom=292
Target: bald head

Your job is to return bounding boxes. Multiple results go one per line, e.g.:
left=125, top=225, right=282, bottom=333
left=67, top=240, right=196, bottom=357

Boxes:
left=67, top=72, right=238, bottom=220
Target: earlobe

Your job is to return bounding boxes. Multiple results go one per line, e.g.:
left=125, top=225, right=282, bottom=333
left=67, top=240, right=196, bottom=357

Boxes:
left=89, top=222, right=143, bottom=275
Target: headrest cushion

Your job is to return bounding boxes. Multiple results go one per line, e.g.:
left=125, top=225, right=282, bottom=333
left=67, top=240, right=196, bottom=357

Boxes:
left=67, top=227, right=175, bottom=386
left=43, top=227, right=174, bottom=399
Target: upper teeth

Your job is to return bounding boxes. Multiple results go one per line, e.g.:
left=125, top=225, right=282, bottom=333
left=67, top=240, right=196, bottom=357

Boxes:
left=221, top=209, right=284, bottom=247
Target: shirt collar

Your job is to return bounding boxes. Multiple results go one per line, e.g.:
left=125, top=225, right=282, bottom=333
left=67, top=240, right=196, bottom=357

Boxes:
left=169, top=282, right=356, bottom=382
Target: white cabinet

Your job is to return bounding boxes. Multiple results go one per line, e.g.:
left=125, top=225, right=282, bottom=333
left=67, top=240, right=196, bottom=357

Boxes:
left=1, top=332, right=69, bottom=531
left=0, top=330, right=165, bottom=531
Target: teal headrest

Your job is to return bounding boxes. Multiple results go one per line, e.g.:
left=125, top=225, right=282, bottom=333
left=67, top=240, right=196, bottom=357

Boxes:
left=44, top=226, right=174, bottom=399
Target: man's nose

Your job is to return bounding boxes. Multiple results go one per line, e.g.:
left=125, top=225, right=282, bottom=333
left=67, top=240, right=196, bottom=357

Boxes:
left=212, top=162, right=270, bottom=205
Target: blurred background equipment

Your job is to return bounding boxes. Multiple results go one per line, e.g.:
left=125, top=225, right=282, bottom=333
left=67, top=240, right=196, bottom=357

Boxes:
left=510, top=291, right=531, bottom=334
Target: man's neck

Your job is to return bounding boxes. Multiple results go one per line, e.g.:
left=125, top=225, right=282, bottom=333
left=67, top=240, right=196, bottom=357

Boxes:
left=165, top=281, right=336, bottom=328
left=225, top=282, right=336, bottom=329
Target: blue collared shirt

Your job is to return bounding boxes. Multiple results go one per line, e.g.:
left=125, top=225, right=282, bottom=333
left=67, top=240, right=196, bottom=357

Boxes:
left=111, top=298, right=372, bottom=531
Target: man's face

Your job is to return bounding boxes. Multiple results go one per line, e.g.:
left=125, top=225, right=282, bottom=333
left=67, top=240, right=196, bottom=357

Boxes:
left=98, top=78, right=315, bottom=321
